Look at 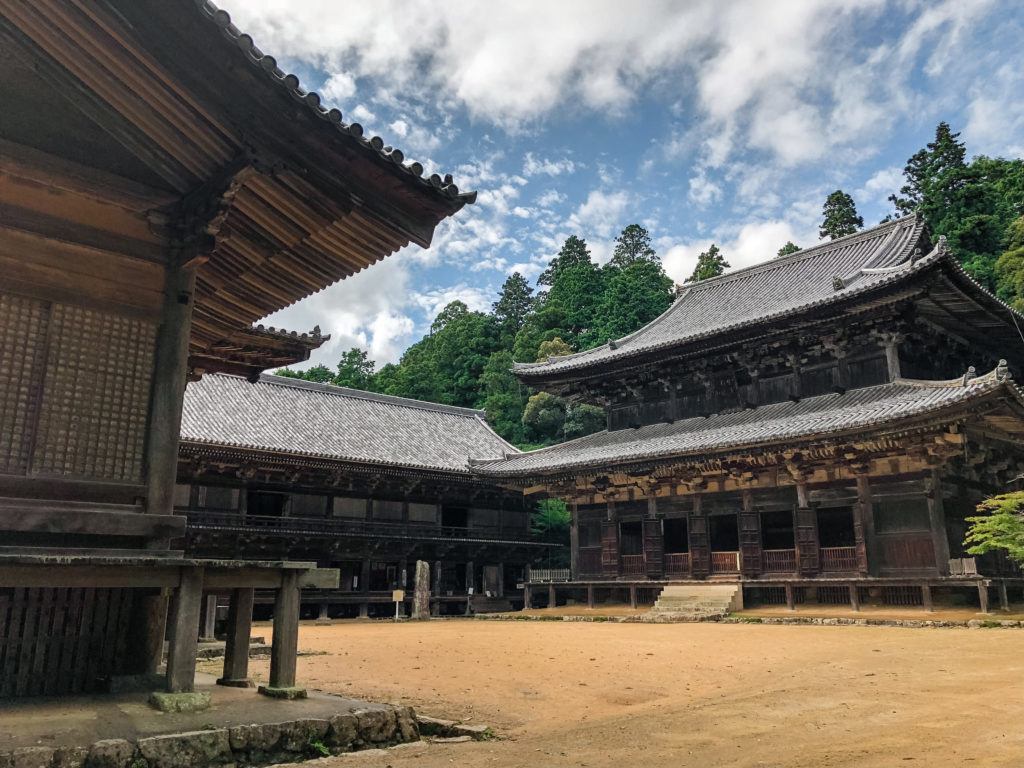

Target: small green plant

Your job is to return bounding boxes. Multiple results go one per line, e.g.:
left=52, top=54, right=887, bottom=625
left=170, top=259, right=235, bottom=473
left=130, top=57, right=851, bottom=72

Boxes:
left=129, top=758, right=149, bottom=768
left=965, top=491, right=1024, bottom=565
left=308, top=739, right=331, bottom=758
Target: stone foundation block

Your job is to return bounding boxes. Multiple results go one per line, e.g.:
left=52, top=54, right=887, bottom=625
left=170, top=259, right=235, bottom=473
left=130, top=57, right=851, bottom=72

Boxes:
left=326, top=713, right=358, bottom=751
left=136, top=730, right=230, bottom=768
left=395, top=707, right=420, bottom=743
left=84, top=739, right=135, bottom=768
left=147, top=692, right=212, bottom=713
left=256, top=685, right=307, bottom=700
left=354, top=708, right=397, bottom=745
left=280, top=719, right=330, bottom=754
left=51, top=746, right=88, bottom=768
left=9, top=747, right=54, bottom=768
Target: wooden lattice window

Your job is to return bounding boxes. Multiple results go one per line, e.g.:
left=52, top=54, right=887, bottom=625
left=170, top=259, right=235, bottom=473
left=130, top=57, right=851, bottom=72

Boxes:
left=0, top=294, right=48, bottom=475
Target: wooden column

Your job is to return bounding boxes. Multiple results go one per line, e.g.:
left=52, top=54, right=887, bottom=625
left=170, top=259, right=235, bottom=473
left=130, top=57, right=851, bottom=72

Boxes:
left=601, top=502, right=620, bottom=579
left=998, top=581, right=1009, bottom=612
left=629, top=585, right=637, bottom=609
left=548, top=583, right=557, bottom=609
left=569, top=502, right=580, bottom=580
left=784, top=584, right=795, bottom=611
left=854, top=474, right=877, bottom=576
left=265, top=570, right=302, bottom=693
left=739, top=489, right=762, bottom=576
left=926, top=470, right=951, bottom=575
left=794, top=481, right=820, bottom=575
left=688, top=494, right=710, bottom=578
left=523, top=584, right=531, bottom=610
left=360, top=559, right=371, bottom=594
left=587, top=584, right=595, bottom=609
left=883, top=334, right=902, bottom=381
left=978, top=583, right=990, bottom=614
left=145, top=263, right=196, bottom=520
left=125, top=590, right=169, bottom=676
left=921, top=584, right=933, bottom=612
left=496, top=563, right=505, bottom=598
left=202, top=594, right=217, bottom=640
left=218, top=587, right=254, bottom=687
left=644, top=495, right=664, bottom=579
left=165, top=566, right=203, bottom=693
left=848, top=584, right=860, bottom=612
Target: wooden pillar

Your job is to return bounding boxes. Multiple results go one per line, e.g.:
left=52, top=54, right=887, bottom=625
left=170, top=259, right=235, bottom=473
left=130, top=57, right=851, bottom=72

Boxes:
left=358, top=603, right=369, bottom=619
left=688, top=494, right=710, bottom=578
left=883, top=335, right=902, bottom=381
left=126, top=590, right=169, bottom=676
left=848, top=584, right=860, bottom=612
left=629, top=585, right=637, bottom=609
left=794, top=480, right=820, bottom=575
left=548, top=583, right=557, bottom=609
left=644, top=495, right=664, bottom=579
left=496, top=562, right=505, bottom=598
left=145, top=263, right=196, bottom=521
left=998, top=581, right=1009, bottom=612
left=317, top=603, right=330, bottom=622
left=601, top=501, right=620, bottom=578
left=587, top=584, right=595, bottom=609
left=978, top=583, right=990, bottom=614
left=202, top=594, right=218, bottom=640
left=218, top=587, right=254, bottom=687
left=432, top=560, right=442, bottom=595
left=465, top=561, right=475, bottom=596
left=784, top=584, right=795, bottom=611
left=926, top=470, right=951, bottom=575
left=739, top=489, right=762, bottom=576
left=920, top=584, right=933, bottom=612
left=166, top=567, right=203, bottom=693
left=523, top=584, right=532, bottom=610
left=266, top=570, right=302, bottom=693
left=569, top=502, right=580, bottom=581
left=854, top=474, right=877, bottom=576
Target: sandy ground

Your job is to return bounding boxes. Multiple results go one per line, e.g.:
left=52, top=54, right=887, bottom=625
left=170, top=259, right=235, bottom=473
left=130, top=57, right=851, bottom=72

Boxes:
left=200, top=619, right=1024, bottom=768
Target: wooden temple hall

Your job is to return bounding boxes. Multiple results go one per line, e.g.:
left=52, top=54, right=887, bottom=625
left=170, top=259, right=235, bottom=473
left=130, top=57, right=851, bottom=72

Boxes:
left=475, top=216, right=1024, bottom=613
left=175, top=373, right=551, bottom=620
left=0, top=0, right=474, bottom=698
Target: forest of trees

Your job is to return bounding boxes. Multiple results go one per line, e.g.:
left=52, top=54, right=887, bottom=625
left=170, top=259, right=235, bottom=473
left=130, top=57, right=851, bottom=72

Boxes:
left=279, top=121, right=1024, bottom=448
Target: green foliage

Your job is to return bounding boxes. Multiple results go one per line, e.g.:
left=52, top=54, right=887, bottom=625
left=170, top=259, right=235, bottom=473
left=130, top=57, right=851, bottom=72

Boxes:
left=276, top=364, right=335, bottom=383
left=995, top=217, right=1024, bottom=311
left=777, top=241, right=801, bottom=257
left=964, top=492, right=1024, bottom=565
left=492, top=272, right=534, bottom=341
left=564, top=403, right=606, bottom=439
left=588, top=258, right=674, bottom=344
left=276, top=349, right=375, bottom=389
left=685, top=243, right=729, bottom=283
left=307, top=739, right=331, bottom=758
left=536, top=336, right=574, bottom=361
left=480, top=350, right=528, bottom=445
left=522, top=391, right=567, bottom=441
left=820, top=189, right=863, bottom=240
left=609, top=223, right=657, bottom=268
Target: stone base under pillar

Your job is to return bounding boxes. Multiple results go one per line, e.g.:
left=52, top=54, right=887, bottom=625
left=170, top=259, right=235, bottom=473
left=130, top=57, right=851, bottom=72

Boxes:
left=216, top=677, right=255, bottom=688
left=148, top=691, right=212, bottom=713
left=257, top=685, right=307, bottom=700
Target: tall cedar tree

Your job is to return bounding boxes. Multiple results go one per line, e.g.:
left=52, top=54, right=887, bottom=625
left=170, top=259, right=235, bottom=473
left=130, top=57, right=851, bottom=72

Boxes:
left=820, top=190, right=863, bottom=240
left=995, top=217, right=1024, bottom=310
left=609, top=223, right=657, bottom=267
left=685, top=244, right=729, bottom=283
left=491, top=272, right=534, bottom=341
left=777, top=241, right=801, bottom=257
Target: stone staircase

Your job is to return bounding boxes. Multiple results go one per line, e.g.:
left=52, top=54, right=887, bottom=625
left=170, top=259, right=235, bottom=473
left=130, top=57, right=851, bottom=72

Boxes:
left=644, top=584, right=742, bottom=622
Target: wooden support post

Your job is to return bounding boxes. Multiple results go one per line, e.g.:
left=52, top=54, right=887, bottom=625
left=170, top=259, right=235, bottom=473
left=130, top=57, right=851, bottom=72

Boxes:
left=688, top=494, right=710, bottom=578
left=264, top=570, right=302, bottom=694
left=218, top=587, right=254, bottom=687
left=739, top=489, right=762, bottom=576
left=432, top=561, right=442, bottom=595
left=926, top=470, right=951, bottom=575
left=587, top=584, right=595, bottom=609
left=317, top=603, right=330, bottom=622
left=358, top=603, right=369, bottom=619
left=146, top=264, right=196, bottom=521
left=921, top=584, right=933, bottom=612
left=548, top=583, right=557, bottom=609
left=854, top=474, right=878, bottom=576
left=978, top=583, right=990, bottom=614
left=496, top=562, right=505, bottom=598
left=848, top=584, right=860, bottom=612
left=523, top=584, right=532, bottom=611
left=202, top=594, right=217, bottom=640
left=629, top=584, right=637, bottom=609
left=569, top=502, right=580, bottom=581
left=360, top=559, right=371, bottom=594
left=165, top=567, right=203, bottom=693
left=998, top=581, right=1009, bottom=612
left=126, top=590, right=169, bottom=676
left=784, top=584, right=795, bottom=611
left=883, top=335, right=902, bottom=382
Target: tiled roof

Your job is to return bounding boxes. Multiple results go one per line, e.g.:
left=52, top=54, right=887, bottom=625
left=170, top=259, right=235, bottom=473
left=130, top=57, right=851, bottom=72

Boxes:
left=196, top=0, right=476, bottom=204
left=181, top=374, right=518, bottom=473
left=515, top=216, right=930, bottom=378
left=475, top=366, right=1019, bottom=478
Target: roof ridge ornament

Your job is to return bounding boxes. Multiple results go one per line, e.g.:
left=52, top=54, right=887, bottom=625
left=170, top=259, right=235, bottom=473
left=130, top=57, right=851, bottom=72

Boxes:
left=963, top=365, right=977, bottom=385
left=832, top=276, right=845, bottom=291
left=996, top=359, right=1011, bottom=381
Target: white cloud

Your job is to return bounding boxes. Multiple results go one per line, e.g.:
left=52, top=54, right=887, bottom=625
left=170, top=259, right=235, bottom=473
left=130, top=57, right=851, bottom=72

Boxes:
left=349, top=103, right=376, bottom=126
left=411, top=284, right=493, bottom=320
left=567, top=189, right=630, bottom=239
left=688, top=171, right=722, bottom=206
left=535, top=189, right=566, bottom=208
left=388, top=118, right=409, bottom=137
left=857, top=166, right=903, bottom=207
left=964, top=62, right=1024, bottom=158
left=522, top=152, right=577, bottom=177
left=320, top=72, right=357, bottom=103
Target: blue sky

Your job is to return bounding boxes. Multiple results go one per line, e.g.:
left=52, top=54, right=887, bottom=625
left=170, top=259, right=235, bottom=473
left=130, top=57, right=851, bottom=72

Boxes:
left=223, top=0, right=1024, bottom=368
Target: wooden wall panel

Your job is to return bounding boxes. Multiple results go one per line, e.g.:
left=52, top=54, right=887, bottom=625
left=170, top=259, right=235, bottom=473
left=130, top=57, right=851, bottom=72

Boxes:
left=0, top=293, right=48, bottom=474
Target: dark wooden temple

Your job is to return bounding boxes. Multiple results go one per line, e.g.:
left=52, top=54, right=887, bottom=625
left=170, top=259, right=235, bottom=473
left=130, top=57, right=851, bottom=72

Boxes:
left=0, top=0, right=472, bottom=697
left=176, top=373, right=553, bottom=619
left=476, top=217, right=1024, bottom=612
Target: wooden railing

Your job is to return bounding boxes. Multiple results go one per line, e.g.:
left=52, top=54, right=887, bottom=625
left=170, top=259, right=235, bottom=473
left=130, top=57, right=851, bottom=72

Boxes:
left=762, top=548, right=797, bottom=573
left=528, top=568, right=571, bottom=583
left=664, top=552, right=691, bottom=575
left=820, top=546, right=858, bottom=571
left=710, top=551, right=740, bottom=573
left=621, top=554, right=646, bottom=576
left=578, top=547, right=603, bottom=576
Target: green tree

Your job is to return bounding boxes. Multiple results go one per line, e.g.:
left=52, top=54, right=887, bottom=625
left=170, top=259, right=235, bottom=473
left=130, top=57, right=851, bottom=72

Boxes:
left=995, top=217, right=1024, bottom=310
left=480, top=350, right=528, bottom=444
left=531, top=498, right=571, bottom=564
left=564, top=403, right=606, bottom=439
left=589, top=259, right=674, bottom=344
left=965, top=492, right=1024, bottom=566
left=820, top=189, right=864, bottom=240
left=538, top=235, right=593, bottom=286
left=609, top=223, right=657, bottom=268
left=492, top=272, right=534, bottom=341
left=889, top=121, right=967, bottom=218
left=275, top=363, right=335, bottom=383
left=685, top=244, right=729, bottom=283
left=522, top=391, right=566, bottom=441
left=777, top=241, right=801, bottom=257
left=536, top=336, right=574, bottom=362
left=333, top=347, right=375, bottom=389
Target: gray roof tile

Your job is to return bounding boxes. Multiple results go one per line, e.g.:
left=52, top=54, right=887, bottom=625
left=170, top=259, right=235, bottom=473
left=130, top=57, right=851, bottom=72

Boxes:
left=181, top=373, right=518, bottom=473
left=516, top=215, right=930, bottom=378
left=475, top=368, right=1018, bottom=477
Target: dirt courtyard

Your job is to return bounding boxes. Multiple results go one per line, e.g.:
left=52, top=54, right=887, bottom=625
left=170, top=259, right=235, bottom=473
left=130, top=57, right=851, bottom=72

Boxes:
left=208, top=619, right=1024, bottom=767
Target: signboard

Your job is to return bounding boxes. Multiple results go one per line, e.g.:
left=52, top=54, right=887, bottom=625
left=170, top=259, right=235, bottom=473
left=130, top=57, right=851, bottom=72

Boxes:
left=392, top=590, right=405, bottom=602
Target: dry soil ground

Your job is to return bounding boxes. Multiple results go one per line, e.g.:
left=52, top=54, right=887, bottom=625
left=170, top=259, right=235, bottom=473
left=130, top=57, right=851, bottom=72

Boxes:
left=206, top=619, right=1024, bottom=768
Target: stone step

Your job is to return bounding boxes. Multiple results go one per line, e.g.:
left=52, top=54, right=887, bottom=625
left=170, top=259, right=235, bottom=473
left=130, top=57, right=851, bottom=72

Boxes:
left=648, top=584, right=742, bottom=619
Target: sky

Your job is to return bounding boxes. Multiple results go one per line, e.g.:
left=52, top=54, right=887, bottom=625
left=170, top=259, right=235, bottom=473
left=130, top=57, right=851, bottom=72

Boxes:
left=222, top=0, right=1024, bottom=369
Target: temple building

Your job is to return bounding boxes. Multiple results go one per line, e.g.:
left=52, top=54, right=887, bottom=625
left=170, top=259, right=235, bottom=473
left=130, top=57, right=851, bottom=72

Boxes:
left=475, top=216, right=1024, bottom=612
left=174, top=373, right=551, bottom=619
left=0, top=0, right=471, bottom=698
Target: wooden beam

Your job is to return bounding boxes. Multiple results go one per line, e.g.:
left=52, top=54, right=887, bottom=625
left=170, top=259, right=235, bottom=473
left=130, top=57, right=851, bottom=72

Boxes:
left=0, top=564, right=179, bottom=588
